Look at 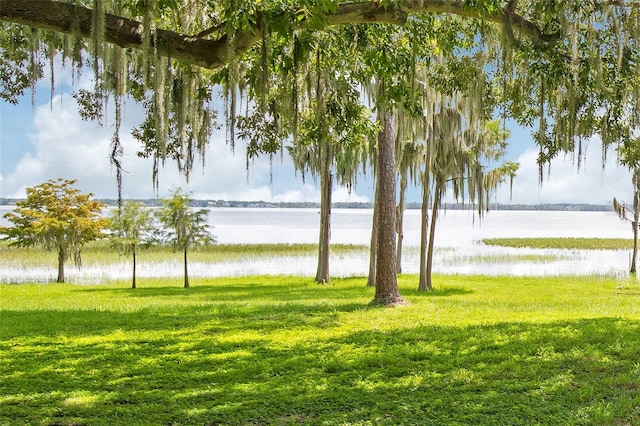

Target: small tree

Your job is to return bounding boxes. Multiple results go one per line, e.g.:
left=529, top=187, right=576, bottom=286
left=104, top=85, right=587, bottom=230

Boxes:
left=156, top=189, right=215, bottom=288
left=109, top=201, right=153, bottom=289
left=0, top=178, right=108, bottom=283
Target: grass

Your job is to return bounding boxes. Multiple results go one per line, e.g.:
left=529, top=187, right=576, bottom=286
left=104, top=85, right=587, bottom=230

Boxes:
left=1, top=242, right=576, bottom=286
left=448, top=253, right=570, bottom=263
left=0, top=241, right=369, bottom=269
left=483, top=237, right=635, bottom=250
left=3, top=275, right=640, bottom=425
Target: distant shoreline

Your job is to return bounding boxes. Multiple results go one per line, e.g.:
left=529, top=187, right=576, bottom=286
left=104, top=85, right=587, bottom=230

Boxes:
left=0, top=198, right=613, bottom=211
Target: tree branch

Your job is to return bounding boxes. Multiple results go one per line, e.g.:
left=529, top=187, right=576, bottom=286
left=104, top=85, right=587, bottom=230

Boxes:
left=0, top=0, right=563, bottom=70
left=0, top=0, right=255, bottom=69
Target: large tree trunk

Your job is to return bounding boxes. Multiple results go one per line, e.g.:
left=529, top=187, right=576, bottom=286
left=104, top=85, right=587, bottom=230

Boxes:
left=183, top=247, right=190, bottom=288
left=370, top=112, right=406, bottom=306
left=418, top=145, right=432, bottom=291
left=395, top=170, right=407, bottom=274
left=315, top=152, right=332, bottom=284
left=57, top=247, right=65, bottom=283
left=132, top=247, right=137, bottom=289
left=425, top=183, right=443, bottom=291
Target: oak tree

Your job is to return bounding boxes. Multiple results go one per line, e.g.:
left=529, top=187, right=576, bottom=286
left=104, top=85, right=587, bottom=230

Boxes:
left=1, top=0, right=638, bottom=304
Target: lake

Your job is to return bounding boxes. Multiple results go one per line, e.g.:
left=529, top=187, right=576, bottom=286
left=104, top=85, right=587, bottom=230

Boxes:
left=0, top=207, right=634, bottom=282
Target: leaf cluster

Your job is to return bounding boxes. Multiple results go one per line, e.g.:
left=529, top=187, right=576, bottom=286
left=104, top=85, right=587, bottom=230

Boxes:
left=0, top=178, right=108, bottom=266
left=108, top=200, right=155, bottom=255
left=154, top=188, right=216, bottom=251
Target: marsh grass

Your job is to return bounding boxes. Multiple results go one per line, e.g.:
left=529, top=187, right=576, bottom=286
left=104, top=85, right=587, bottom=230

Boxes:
left=483, top=237, right=634, bottom=250
left=448, top=253, right=570, bottom=263
left=0, top=241, right=368, bottom=267
left=399, top=246, right=570, bottom=264
left=2, top=275, right=640, bottom=425
left=1, top=242, right=575, bottom=285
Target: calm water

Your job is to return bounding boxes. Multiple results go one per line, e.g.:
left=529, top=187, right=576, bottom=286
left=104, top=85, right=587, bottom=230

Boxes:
left=0, top=207, right=634, bottom=282
left=208, top=208, right=628, bottom=245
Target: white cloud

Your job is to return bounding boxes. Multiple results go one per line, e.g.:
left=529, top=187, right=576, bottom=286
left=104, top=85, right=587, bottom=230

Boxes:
left=0, top=93, right=373, bottom=203
left=493, top=140, right=632, bottom=205
left=2, top=82, right=630, bottom=206
left=332, top=186, right=370, bottom=203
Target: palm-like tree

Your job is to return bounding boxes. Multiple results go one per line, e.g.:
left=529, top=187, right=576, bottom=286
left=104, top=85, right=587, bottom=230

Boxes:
left=109, top=201, right=153, bottom=289
left=156, top=189, right=215, bottom=288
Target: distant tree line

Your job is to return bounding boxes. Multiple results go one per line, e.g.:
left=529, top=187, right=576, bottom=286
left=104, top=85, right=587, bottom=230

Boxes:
left=0, top=198, right=613, bottom=211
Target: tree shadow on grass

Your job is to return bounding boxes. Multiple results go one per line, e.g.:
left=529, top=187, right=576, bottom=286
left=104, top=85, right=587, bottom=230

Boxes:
left=74, top=277, right=473, bottom=305
left=3, top=314, right=640, bottom=425
left=0, top=297, right=366, bottom=339
left=73, top=276, right=383, bottom=306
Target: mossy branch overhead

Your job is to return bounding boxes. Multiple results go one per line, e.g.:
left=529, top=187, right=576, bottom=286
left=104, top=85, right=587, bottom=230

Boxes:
left=0, top=0, right=565, bottom=70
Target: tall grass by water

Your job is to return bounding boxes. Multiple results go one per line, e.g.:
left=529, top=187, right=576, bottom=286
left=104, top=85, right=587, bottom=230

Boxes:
left=1, top=241, right=578, bottom=284
left=483, top=237, right=635, bottom=250
left=0, top=241, right=364, bottom=266
left=2, top=274, right=640, bottom=425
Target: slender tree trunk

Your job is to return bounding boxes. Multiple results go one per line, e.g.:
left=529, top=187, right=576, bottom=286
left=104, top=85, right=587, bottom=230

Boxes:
left=57, top=247, right=65, bottom=283
left=315, top=152, right=332, bottom=284
left=632, top=171, right=639, bottom=275
left=367, top=182, right=378, bottom=287
left=395, top=170, right=407, bottom=274
left=370, top=112, right=406, bottom=306
left=631, top=220, right=637, bottom=275
left=183, top=247, right=190, bottom=288
left=419, top=145, right=432, bottom=291
left=132, top=247, right=137, bottom=289
left=425, top=183, right=442, bottom=290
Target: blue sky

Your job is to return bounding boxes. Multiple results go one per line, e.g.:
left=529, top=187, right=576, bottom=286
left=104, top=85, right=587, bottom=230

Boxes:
left=0, top=64, right=634, bottom=205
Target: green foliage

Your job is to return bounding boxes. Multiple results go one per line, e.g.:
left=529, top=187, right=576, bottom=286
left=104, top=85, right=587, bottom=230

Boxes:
left=2, top=0, right=639, bottom=164
left=0, top=24, right=44, bottom=104
left=617, top=136, right=640, bottom=170
left=0, top=179, right=108, bottom=281
left=109, top=200, right=153, bottom=255
left=2, top=275, right=640, bottom=424
left=286, top=31, right=376, bottom=187
left=155, top=188, right=215, bottom=251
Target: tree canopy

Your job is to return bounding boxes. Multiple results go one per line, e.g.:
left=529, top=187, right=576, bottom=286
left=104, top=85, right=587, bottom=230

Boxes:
left=2, top=1, right=638, bottom=164
left=155, top=188, right=215, bottom=288
left=0, top=178, right=108, bottom=282
left=1, top=0, right=639, bottom=303
left=109, top=200, right=154, bottom=288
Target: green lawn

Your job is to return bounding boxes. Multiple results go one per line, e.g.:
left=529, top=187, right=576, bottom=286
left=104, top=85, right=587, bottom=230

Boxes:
left=2, top=275, right=640, bottom=425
